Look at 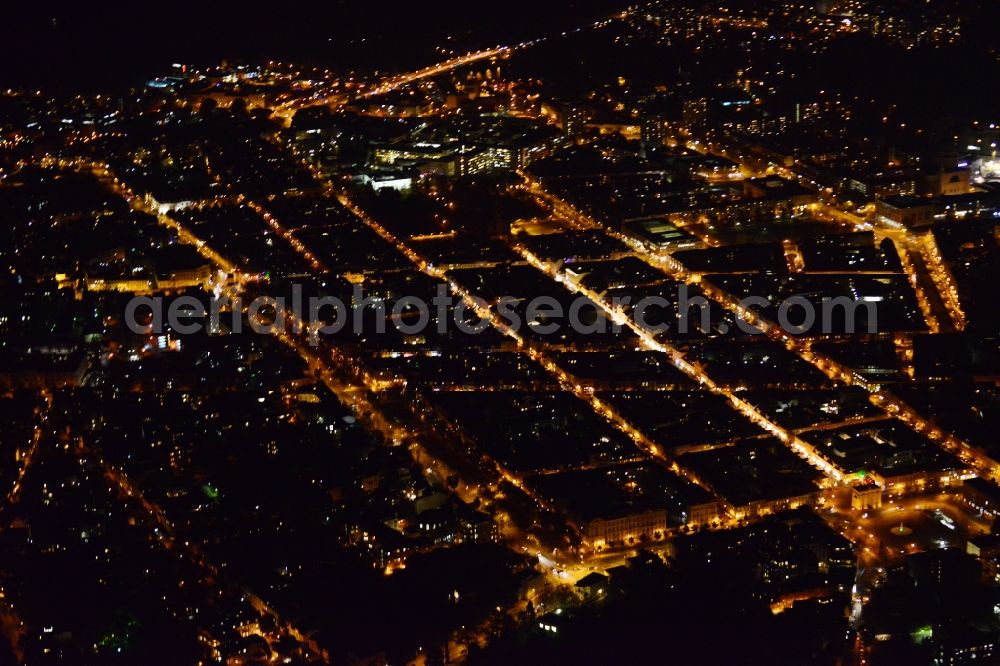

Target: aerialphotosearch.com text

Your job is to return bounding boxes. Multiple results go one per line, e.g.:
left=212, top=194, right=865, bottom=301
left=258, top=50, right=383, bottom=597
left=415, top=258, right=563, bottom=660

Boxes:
left=125, top=283, right=879, bottom=344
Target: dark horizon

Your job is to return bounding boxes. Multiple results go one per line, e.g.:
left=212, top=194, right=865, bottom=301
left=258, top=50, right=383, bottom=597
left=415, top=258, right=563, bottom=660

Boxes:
left=2, top=2, right=623, bottom=92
